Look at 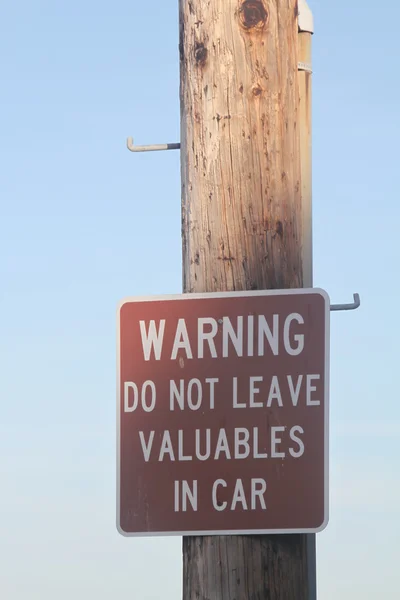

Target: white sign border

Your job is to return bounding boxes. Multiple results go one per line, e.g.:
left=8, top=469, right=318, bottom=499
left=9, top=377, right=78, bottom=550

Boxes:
left=116, top=287, right=330, bottom=538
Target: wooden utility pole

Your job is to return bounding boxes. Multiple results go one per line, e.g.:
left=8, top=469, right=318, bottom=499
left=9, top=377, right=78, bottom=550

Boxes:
left=179, top=0, right=314, bottom=598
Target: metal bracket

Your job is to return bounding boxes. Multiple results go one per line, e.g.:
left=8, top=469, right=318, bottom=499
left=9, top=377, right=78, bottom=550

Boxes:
left=298, top=61, right=313, bottom=74
left=127, top=137, right=180, bottom=153
left=298, top=0, right=314, bottom=34
left=330, top=293, right=361, bottom=312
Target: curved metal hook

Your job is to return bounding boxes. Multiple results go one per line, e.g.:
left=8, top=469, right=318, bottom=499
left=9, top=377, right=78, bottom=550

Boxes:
left=127, top=137, right=180, bottom=153
left=330, top=293, right=361, bottom=312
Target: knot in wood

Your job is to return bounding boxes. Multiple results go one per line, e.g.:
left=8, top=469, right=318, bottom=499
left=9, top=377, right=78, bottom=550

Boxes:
left=239, top=0, right=268, bottom=29
left=275, top=220, right=284, bottom=238
left=194, top=42, right=208, bottom=67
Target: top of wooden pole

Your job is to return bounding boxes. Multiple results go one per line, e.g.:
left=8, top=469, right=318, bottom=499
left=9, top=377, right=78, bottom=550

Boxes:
left=298, top=0, right=314, bottom=33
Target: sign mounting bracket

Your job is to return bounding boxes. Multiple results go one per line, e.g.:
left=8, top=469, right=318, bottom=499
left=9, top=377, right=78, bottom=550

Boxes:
left=330, top=293, right=360, bottom=312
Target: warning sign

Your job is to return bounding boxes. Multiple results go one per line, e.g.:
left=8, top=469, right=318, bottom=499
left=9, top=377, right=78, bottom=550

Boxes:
left=117, top=289, right=329, bottom=536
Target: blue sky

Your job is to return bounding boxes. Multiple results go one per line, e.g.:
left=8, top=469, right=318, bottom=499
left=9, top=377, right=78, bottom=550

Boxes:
left=1, top=1, right=399, bottom=598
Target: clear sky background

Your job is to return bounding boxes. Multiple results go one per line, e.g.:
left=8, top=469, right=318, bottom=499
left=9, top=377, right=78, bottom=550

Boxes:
left=1, top=1, right=399, bottom=598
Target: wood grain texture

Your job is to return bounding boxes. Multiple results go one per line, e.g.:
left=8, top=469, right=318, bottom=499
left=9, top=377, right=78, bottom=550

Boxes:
left=180, top=0, right=303, bottom=294
left=183, top=535, right=308, bottom=600
left=180, top=1, right=310, bottom=599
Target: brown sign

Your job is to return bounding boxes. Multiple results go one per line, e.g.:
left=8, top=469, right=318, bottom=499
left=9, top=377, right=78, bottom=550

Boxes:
left=117, top=289, right=329, bottom=536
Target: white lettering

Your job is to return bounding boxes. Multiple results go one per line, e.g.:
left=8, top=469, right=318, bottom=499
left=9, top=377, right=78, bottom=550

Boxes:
left=235, top=428, right=250, bottom=459
left=140, top=320, right=165, bottom=361
left=170, top=379, right=184, bottom=410
left=251, top=479, right=267, bottom=510
left=187, top=379, right=202, bottom=411
left=233, top=377, right=246, bottom=408
left=287, top=375, right=303, bottom=407
left=267, top=376, right=283, bottom=407
left=253, top=427, right=268, bottom=458
left=198, top=318, right=218, bottom=359
left=306, top=374, right=321, bottom=406
left=289, top=426, right=305, bottom=458
left=214, top=429, right=231, bottom=460
left=159, top=431, right=175, bottom=461
left=124, top=382, right=138, bottom=412
left=249, top=376, right=263, bottom=408
left=283, top=313, right=305, bottom=356
left=247, top=315, right=254, bottom=357
left=195, top=429, right=211, bottom=461
left=174, top=481, right=179, bottom=512
left=271, top=426, right=285, bottom=458
left=231, top=479, right=248, bottom=511
left=258, top=315, right=279, bottom=356
left=141, top=380, right=156, bottom=412
left=175, top=481, right=197, bottom=512
left=222, top=316, right=243, bottom=357
left=171, top=319, right=193, bottom=360
left=182, top=481, right=197, bottom=511
left=212, top=479, right=227, bottom=511
left=206, top=378, right=218, bottom=409
left=178, top=430, right=192, bottom=461
left=139, top=431, right=155, bottom=462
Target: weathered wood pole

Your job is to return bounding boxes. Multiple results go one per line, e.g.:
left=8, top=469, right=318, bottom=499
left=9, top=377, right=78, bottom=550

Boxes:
left=179, top=1, right=312, bottom=598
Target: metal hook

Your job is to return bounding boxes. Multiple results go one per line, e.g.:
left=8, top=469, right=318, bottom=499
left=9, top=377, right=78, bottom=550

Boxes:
left=330, top=293, right=361, bottom=312
left=127, top=137, right=181, bottom=153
